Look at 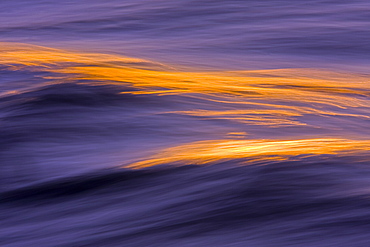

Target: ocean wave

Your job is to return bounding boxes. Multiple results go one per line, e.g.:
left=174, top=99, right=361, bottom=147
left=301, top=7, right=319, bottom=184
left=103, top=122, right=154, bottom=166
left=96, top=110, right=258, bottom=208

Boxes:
left=2, top=161, right=370, bottom=246
left=0, top=34, right=369, bottom=245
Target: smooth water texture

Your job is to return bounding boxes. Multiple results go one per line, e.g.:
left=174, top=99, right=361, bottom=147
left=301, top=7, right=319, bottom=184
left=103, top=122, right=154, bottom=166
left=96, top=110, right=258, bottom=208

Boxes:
left=1, top=1, right=370, bottom=246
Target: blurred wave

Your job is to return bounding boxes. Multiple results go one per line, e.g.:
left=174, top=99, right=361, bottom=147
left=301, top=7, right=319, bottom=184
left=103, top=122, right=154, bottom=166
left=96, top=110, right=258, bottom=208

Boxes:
left=3, top=162, right=370, bottom=246
left=1, top=0, right=370, bottom=70
left=1, top=44, right=369, bottom=183
left=1, top=1, right=370, bottom=245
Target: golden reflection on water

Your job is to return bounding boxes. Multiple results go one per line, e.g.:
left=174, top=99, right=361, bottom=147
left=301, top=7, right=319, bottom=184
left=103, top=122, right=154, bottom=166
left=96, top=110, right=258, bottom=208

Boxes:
left=127, top=138, right=370, bottom=169
left=1, top=42, right=370, bottom=168
left=64, top=66, right=369, bottom=108
left=0, top=42, right=168, bottom=70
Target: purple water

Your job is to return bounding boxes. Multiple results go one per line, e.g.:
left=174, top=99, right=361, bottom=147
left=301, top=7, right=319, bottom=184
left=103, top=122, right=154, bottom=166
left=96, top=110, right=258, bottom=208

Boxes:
left=1, top=1, right=370, bottom=246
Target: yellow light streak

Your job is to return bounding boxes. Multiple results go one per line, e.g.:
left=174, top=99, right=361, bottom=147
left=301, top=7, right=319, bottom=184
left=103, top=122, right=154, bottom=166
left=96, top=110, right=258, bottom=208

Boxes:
left=127, top=138, right=370, bottom=169
left=1, top=42, right=370, bottom=169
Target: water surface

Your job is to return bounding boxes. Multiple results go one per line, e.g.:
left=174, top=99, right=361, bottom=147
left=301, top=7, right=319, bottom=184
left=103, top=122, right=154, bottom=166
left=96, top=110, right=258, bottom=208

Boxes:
left=1, top=1, right=370, bottom=246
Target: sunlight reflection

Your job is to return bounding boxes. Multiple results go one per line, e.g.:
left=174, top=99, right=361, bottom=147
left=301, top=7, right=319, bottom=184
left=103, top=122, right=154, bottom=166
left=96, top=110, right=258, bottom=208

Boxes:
left=127, top=138, right=370, bottom=168
left=1, top=42, right=370, bottom=169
